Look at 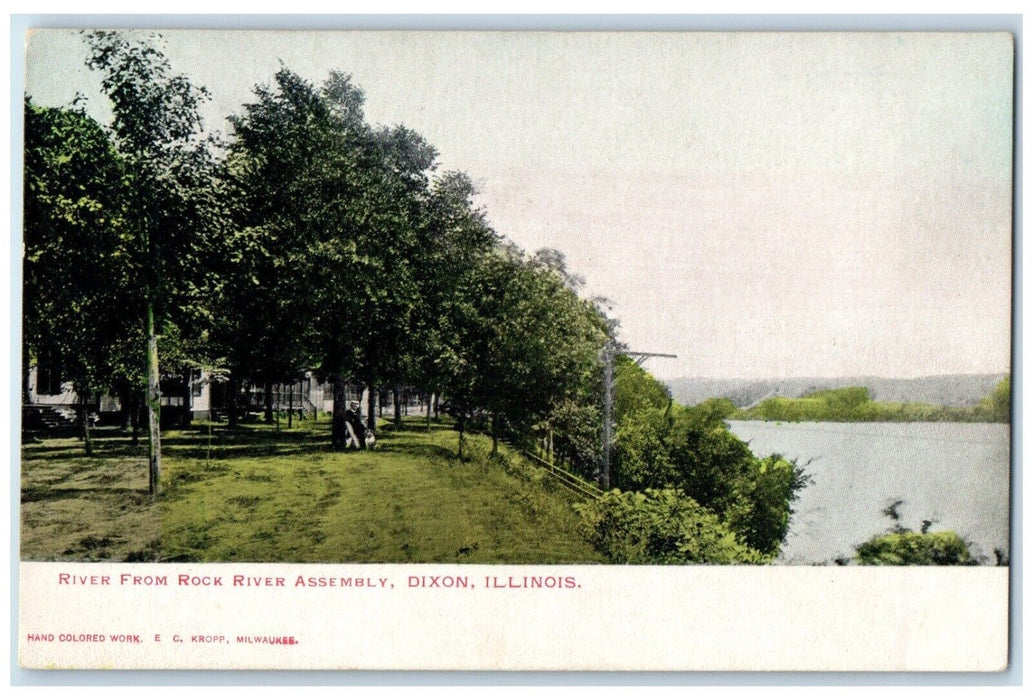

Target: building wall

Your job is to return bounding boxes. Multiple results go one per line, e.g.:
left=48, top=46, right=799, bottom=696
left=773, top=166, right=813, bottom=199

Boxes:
left=25, top=364, right=214, bottom=421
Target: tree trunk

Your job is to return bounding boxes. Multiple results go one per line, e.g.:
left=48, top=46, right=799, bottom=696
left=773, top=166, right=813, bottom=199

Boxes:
left=288, top=383, right=294, bottom=429
left=393, top=386, right=402, bottom=428
left=22, top=352, right=31, bottom=405
left=227, top=372, right=239, bottom=428
left=130, top=391, right=140, bottom=446
left=146, top=303, right=162, bottom=495
left=366, top=379, right=377, bottom=433
left=79, top=391, right=93, bottom=457
left=434, top=393, right=440, bottom=419
left=490, top=413, right=499, bottom=457
left=274, top=383, right=281, bottom=431
left=264, top=380, right=274, bottom=423
left=331, top=373, right=347, bottom=450
left=457, top=413, right=466, bottom=461
left=182, top=372, right=192, bottom=428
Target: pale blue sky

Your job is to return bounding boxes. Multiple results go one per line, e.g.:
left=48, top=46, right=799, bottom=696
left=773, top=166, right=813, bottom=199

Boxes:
left=23, top=30, right=1014, bottom=380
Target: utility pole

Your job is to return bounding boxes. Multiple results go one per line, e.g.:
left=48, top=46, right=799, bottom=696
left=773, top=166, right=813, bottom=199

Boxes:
left=601, top=344, right=614, bottom=489
left=600, top=344, right=677, bottom=490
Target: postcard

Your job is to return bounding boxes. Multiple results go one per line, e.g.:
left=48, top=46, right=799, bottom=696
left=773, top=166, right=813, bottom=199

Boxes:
left=16, top=28, right=1013, bottom=671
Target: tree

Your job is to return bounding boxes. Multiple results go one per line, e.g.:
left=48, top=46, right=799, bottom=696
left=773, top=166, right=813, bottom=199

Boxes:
left=438, top=245, right=608, bottom=458
left=225, top=68, right=441, bottom=446
left=410, top=171, right=498, bottom=432
left=84, top=30, right=218, bottom=493
left=23, top=100, right=135, bottom=455
left=613, top=355, right=671, bottom=422
left=346, top=123, right=439, bottom=434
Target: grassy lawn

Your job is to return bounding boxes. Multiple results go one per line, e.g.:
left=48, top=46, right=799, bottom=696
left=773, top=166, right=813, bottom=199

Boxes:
left=20, top=417, right=604, bottom=564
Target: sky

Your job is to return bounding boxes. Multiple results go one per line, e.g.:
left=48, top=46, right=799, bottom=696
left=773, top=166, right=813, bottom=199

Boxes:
left=21, top=29, right=1014, bottom=380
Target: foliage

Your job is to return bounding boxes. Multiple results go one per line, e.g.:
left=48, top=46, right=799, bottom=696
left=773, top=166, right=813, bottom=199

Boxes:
left=544, top=399, right=602, bottom=480
left=723, top=455, right=807, bottom=554
left=738, top=385, right=1009, bottom=423
left=23, top=100, right=135, bottom=406
left=614, top=355, right=671, bottom=422
left=690, top=397, right=737, bottom=423
left=612, top=408, right=677, bottom=491
left=853, top=498, right=974, bottom=565
left=575, top=489, right=767, bottom=564
left=438, top=245, right=608, bottom=456
left=980, top=376, right=1011, bottom=422
left=612, top=399, right=807, bottom=557
left=83, top=30, right=220, bottom=328
left=854, top=531, right=973, bottom=565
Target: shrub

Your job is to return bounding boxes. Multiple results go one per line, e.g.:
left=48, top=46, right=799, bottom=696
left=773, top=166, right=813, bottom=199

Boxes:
left=854, top=531, right=973, bottom=565
left=724, top=455, right=808, bottom=556
left=612, top=408, right=677, bottom=491
left=613, top=404, right=807, bottom=558
left=979, top=376, right=1010, bottom=422
left=575, top=488, right=767, bottom=564
left=546, top=399, right=601, bottom=479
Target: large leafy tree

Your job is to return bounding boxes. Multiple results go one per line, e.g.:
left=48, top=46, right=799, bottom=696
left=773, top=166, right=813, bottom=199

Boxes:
left=226, top=68, right=439, bottom=445
left=225, top=68, right=372, bottom=445
left=213, top=70, right=336, bottom=426
left=345, top=123, right=438, bottom=433
left=410, top=171, right=498, bottom=425
left=23, top=100, right=136, bottom=455
left=439, top=244, right=608, bottom=458
left=84, top=30, right=219, bottom=492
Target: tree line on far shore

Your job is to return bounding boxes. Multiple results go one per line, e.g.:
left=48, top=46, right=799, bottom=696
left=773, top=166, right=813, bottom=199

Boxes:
left=733, top=381, right=1011, bottom=423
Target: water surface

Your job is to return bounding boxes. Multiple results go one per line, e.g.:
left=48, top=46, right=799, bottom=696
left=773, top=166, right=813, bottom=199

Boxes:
left=725, top=421, right=1011, bottom=564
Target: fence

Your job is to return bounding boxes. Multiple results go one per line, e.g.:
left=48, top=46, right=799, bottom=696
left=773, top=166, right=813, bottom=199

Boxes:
left=520, top=450, right=604, bottom=500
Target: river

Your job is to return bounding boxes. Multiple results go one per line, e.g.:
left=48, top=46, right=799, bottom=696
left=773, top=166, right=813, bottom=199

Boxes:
left=725, top=421, right=1011, bottom=565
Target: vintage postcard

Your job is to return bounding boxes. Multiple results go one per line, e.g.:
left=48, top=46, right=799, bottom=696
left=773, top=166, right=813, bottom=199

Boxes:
left=16, top=28, right=1013, bottom=671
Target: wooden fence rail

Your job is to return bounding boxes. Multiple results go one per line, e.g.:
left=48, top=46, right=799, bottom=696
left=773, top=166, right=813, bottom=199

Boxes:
left=520, top=450, right=604, bottom=500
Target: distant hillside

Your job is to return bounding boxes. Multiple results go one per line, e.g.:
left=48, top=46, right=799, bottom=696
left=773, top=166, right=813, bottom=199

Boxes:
left=665, top=373, right=1009, bottom=409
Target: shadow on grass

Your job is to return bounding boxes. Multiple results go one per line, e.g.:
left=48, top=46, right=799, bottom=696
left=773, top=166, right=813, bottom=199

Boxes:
left=22, top=440, right=147, bottom=460
left=161, top=426, right=333, bottom=460
left=375, top=441, right=457, bottom=462
left=377, top=420, right=455, bottom=434
left=21, top=485, right=151, bottom=504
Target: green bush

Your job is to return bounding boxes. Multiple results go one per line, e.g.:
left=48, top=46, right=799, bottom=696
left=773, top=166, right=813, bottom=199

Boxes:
left=855, top=531, right=973, bottom=565
left=979, top=376, right=1010, bottom=422
left=614, top=356, right=671, bottom=422
left=613, top=404, right=806, bottom=558
left=545, top=399, right=602, bottom=479
left=724, top=455, right=807, bottom=556
left=576, top=489, right=767, bottom=564
left=612, top=408, right=677, bottom=491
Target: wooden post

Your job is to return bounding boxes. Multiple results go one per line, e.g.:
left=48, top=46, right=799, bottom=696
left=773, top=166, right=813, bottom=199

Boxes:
left=146, top=303, right=162, bottom=495
left=601, top=345, right=613, bottom=489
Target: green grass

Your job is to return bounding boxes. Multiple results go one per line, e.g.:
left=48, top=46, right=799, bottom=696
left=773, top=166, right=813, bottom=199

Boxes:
left=21, top=417, right=604, bottom=564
